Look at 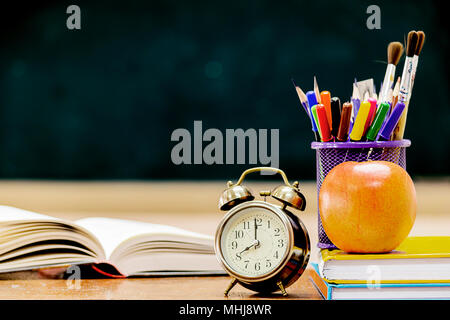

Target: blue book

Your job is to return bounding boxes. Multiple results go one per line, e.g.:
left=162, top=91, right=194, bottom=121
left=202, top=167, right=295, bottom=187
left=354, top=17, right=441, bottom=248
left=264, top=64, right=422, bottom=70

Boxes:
left=309, top=263, right=450, bottom=300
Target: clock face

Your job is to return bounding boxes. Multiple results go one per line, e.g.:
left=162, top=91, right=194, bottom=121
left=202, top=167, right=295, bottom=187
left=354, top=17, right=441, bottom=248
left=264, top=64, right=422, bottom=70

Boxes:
left=219, top=204, right=291, bottom=279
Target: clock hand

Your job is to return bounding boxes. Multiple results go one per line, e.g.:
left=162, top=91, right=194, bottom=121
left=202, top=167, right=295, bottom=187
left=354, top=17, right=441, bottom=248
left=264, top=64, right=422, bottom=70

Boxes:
left=254, top=218, right=261, bottom=249
left=238, top=240, right=259, bottom=256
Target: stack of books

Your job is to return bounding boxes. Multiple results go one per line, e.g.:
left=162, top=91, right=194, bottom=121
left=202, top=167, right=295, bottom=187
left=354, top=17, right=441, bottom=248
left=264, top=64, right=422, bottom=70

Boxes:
left=309, top=236, right=450, bottom=300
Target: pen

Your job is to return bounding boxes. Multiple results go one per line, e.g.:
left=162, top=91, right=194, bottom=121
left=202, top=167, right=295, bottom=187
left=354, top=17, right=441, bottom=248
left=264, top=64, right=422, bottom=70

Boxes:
left=311, top=105, right=322, bottom=141
left=330, top=97, right=341, bottom=138
left=306, top=91, right=320, bottom=141
left=364, top=102, right=391, bottom=160
left=366, top=103, right=390, bottom=141
left=349, top=101, right=371, bottom=142
left=363, top=98, right=378, bottom=138
left=336, top=102, right=352, bottom=142
left=320, top=91, right=332, bottom=130
left=316, top=104, right=333, bottom=142
left=377, top=102, right=406, bottom=141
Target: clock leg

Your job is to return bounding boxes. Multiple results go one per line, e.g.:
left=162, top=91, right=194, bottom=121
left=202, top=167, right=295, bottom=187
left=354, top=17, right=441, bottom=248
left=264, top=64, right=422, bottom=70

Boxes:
left=276, top=281, right=288, bottom=297
left=224, top=278, right=238, bottom=297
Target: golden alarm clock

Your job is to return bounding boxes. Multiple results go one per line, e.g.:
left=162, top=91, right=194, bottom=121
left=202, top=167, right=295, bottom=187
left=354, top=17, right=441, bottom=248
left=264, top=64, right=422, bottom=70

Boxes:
left=214, top=167, right=310, bottom=296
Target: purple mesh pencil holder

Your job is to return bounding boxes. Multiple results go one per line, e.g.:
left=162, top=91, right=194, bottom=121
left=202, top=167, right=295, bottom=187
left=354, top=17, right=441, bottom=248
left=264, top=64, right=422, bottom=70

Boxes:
left=311, top=139, right=411, bottom=249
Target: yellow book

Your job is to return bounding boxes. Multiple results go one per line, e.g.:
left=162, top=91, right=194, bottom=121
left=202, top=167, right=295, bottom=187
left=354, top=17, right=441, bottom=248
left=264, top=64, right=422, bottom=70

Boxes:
left=319, top=236, right=450, bottom=284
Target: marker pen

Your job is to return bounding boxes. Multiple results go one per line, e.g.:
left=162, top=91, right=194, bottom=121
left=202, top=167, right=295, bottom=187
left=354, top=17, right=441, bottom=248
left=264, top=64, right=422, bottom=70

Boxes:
left=349, top=101, right=371, bottom=142
left=330, top=97, right=341, bottom=138
left=365, top=102, right=390, bottom=159
left=306, top=91, right=319, bottom=141
left=310, top=105, right=322, bottom=141
left=363, top=98, right=378, bottom=138
left=320, top=91, right=332, bottom=130
left=366, top=103, right=390, bottom=141
left=377, top=102, right=406, bottom=141
left=317, top=104, right=333, bottom=142
left=336, top=102, right=352, bottom=142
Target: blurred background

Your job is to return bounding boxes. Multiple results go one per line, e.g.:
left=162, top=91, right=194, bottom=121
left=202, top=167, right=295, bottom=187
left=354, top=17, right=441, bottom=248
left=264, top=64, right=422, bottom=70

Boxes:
left=0, top=0, right=448, bottom=181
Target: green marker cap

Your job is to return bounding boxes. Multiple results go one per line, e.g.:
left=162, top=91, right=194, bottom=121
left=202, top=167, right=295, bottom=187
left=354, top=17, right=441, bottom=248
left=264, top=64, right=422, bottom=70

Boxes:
left=366, top=103, right=390, bottom=141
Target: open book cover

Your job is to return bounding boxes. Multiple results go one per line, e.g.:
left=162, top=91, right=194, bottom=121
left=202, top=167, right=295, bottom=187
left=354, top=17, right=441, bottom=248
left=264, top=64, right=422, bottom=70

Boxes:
left=0, top=205, right=224, bottom=277
left=319, top=236, right=450, bottom=284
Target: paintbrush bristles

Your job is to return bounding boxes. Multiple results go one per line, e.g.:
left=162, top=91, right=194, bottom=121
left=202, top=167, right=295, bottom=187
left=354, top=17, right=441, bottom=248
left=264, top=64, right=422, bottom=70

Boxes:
left=387, top=42, right=404, bottom=65
left=406, top=31, right=419, bottom=57
left=415, top=31, right=425, bottom=56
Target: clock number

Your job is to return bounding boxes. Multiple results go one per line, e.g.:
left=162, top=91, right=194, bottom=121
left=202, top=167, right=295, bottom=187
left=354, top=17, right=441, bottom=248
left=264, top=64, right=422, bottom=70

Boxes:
left=278, top=239, right=284, bottom=248
left=231, top=241, right=238, bottom=250
left=255, top=218, right=262, bottom=227
left=244, top=260, right=249, bottom=269
left=274, top=228, right=280, bottom=236
left=265, top=259, right=271, bottom=268
left=255, top=262, right=260, bottom=271
left=267, top=220, right=271, bottom=229
left=235, top=253, right=241, bottom=260
left=234, top=230, right=244, bottom=239
left=273, top=251, right=279, bottom=259
left=243, top=221, right=250, bottom=229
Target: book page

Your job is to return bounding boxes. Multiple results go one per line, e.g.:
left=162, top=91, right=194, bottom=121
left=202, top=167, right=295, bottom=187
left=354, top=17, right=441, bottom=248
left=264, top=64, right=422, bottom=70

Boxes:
left=0, top=205, right=60, bottom=223
left=75, top=217, right=214, bottom=260
left=0, top=206, right=106, bottom=266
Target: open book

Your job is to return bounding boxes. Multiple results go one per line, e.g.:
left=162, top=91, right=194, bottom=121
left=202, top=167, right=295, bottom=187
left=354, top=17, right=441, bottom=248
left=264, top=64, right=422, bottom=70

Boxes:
left=0, top=205, right=223, bottom=277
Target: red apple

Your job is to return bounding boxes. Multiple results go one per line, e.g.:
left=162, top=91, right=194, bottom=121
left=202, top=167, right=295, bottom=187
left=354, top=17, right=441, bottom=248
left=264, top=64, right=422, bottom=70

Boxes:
left=319, top=161, right=416, bottom=253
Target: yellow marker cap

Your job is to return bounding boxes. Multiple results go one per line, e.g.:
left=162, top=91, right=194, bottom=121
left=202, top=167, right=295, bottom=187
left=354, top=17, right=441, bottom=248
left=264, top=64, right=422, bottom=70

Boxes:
left=349, top=101, right=371, bottom=141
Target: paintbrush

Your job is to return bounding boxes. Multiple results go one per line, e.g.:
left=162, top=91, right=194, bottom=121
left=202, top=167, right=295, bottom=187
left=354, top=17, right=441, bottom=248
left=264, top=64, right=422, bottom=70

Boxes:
left=291, top=79, right=311, bottom=118
left=378, top=41, right=404, bottom=104
left=392, top=31, right=419, bottom=140
left=407, top=30, right=425, bottom=103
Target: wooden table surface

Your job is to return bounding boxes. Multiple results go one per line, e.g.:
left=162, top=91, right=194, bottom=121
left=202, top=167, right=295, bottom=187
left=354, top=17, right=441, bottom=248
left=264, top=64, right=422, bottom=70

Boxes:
left=0, top=179, right=449, bottom=300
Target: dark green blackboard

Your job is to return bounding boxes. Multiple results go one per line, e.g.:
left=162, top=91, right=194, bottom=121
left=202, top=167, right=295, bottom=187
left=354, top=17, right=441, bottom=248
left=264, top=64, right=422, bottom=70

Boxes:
left=0, top=0, right=448, bottom=179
